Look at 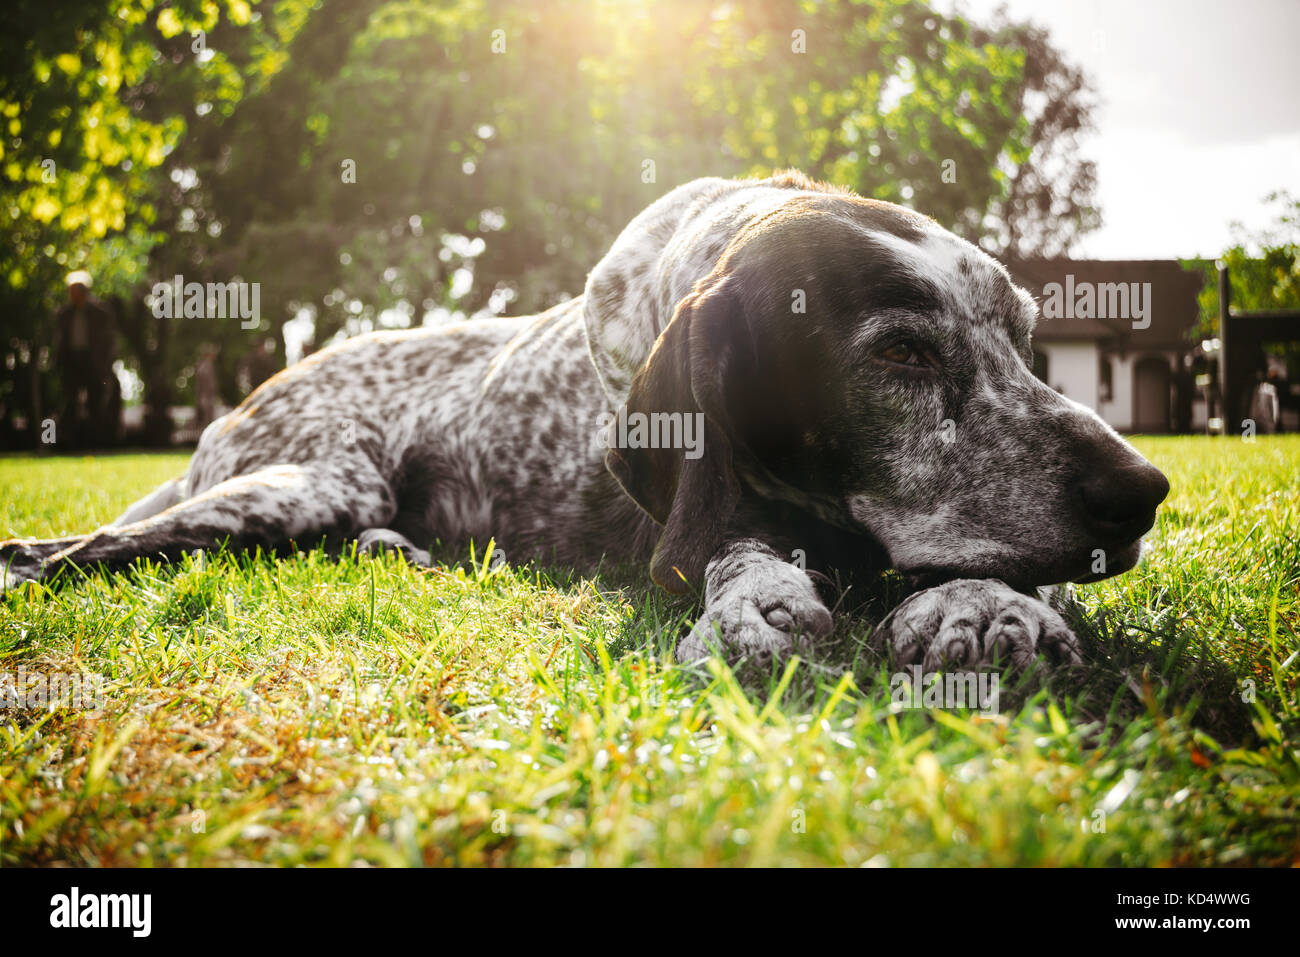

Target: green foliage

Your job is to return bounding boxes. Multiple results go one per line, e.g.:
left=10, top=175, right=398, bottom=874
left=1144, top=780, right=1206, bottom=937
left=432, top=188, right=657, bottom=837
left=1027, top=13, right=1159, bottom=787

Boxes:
left=233, top=0, right=1101, bottom=336
left=0, top=0, right=314, bottom=435
left=1184, top=190, right=1300, bottom=340
left=2, top=0, right=1102, bottom=444
left=0, top=0, right=296, bottom=298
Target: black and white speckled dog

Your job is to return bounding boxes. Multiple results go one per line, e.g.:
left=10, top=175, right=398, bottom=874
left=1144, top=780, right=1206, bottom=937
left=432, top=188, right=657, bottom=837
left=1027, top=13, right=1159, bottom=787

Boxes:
left=2, top=171, right=1170, bottom=671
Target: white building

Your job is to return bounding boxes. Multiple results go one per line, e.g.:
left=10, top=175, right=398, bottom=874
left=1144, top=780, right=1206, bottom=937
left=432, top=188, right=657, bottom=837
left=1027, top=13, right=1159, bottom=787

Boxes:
left=1005, top=259, right=1206, bottom=432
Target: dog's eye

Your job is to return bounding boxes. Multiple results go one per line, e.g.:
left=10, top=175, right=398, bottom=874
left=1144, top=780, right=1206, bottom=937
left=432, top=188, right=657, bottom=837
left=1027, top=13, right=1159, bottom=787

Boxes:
left=880, top=342, right=925, bottom=367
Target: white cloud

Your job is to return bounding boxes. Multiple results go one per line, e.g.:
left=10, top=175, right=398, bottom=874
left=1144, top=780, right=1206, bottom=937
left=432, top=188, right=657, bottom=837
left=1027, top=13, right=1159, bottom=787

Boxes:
left=938, top=0, right=1300, bottom=257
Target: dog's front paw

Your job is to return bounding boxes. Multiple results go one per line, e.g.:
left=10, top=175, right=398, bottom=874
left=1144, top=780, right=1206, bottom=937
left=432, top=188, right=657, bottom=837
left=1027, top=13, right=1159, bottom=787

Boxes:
left=356, top=528, right=432, bottom=567
left=677, top=562, right=834, bottom=669
left=873, top=578, right=1081, bottom=671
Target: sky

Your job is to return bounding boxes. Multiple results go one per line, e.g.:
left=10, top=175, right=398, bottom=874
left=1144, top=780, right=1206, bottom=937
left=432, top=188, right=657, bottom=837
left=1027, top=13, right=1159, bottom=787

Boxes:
left=943, top=0, right=1300, bottom=259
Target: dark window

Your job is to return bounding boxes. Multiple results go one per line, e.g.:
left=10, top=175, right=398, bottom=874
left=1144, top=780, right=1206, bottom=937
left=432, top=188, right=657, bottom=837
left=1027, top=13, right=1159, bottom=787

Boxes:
left=1099, top=355, right=1113, bottom=401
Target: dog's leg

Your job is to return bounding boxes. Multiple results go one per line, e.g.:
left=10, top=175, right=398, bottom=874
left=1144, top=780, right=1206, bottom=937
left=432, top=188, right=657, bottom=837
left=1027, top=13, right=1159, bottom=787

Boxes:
left=110, top=476, right=186, bottom=526
left=676, top=538, right=834, bottom=668
left=871, top=578, right=1082, bottom=671
left=2, top=461, right=395, bottom=588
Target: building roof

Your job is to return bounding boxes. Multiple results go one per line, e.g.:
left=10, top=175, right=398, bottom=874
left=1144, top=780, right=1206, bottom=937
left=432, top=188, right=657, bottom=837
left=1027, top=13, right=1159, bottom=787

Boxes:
left=1003, top=259, right=1205, bottom=352
left=1030, top=316, right=1128, bottom=341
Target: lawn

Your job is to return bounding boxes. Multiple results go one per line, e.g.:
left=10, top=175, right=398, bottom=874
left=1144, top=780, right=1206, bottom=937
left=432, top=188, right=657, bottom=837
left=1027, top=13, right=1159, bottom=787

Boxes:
left=1, top=438, right=1297, bottom=866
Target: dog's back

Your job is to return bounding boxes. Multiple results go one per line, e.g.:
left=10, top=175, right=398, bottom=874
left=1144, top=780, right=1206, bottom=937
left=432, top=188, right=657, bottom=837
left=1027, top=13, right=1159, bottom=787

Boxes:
left=184, top=299, right=656, bottom=568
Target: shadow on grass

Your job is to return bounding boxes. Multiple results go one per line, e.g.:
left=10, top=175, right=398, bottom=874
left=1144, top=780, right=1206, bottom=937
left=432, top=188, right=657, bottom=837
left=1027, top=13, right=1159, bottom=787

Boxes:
left=5, top=534, right=1264, bottom=757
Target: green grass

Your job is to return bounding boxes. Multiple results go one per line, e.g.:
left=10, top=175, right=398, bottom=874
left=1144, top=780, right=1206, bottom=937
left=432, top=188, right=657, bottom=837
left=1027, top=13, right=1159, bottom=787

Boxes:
left=1, top=438, right=1297, bottom=866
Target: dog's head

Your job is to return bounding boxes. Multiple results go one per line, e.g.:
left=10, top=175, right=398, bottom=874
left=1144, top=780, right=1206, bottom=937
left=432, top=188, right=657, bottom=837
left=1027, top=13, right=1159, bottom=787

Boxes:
left=591, top=175, right=1169, bottom=592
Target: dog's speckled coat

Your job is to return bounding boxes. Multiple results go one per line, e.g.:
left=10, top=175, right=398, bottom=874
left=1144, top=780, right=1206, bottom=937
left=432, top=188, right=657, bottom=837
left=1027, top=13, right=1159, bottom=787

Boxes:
left=2, top=171, right=1170, bottom=670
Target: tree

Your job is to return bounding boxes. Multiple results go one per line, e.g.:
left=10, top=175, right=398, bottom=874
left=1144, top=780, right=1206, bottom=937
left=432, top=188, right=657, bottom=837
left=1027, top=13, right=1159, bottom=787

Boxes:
left=203, top=0, right=1104, bottom=346
left=0, top=0, right=312, bottom=447
left=1184, top=190, right=1300, bottom=340
left=2, top=0, right=1105, bottom=450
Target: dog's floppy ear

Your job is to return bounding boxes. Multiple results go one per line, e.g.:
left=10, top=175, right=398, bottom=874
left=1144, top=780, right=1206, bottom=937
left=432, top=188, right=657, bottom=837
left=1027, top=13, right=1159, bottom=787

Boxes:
left=582, top=177, right=744, bottom=407
left=604, top=275, right=754, bottom=592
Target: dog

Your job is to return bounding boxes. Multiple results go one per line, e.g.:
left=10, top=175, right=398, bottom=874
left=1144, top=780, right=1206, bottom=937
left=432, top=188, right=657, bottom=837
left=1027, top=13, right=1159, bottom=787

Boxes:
left=2, top=171, right=1170, bottom=672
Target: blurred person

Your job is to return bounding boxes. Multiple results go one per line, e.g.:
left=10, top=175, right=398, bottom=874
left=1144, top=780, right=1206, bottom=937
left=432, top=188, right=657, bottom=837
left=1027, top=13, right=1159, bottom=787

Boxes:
left=1249, top=369, right=1280, bottom=435
left=1266, top=368, right=1287, bottom=433
left=237, top=337, right=279, bottom=396
left=55, top=270, right=118, bottom=447
left=194, top=342, right=221, bottom=434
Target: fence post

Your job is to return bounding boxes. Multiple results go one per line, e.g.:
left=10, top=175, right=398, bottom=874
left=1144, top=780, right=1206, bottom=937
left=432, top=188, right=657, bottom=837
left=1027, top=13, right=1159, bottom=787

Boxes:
left=1218, top=262, right=1231, bottom=432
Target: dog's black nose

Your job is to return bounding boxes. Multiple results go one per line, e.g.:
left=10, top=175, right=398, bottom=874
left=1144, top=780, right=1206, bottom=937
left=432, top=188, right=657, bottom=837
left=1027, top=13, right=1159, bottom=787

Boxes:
left=1078, top=462, right=1170, bottom=537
